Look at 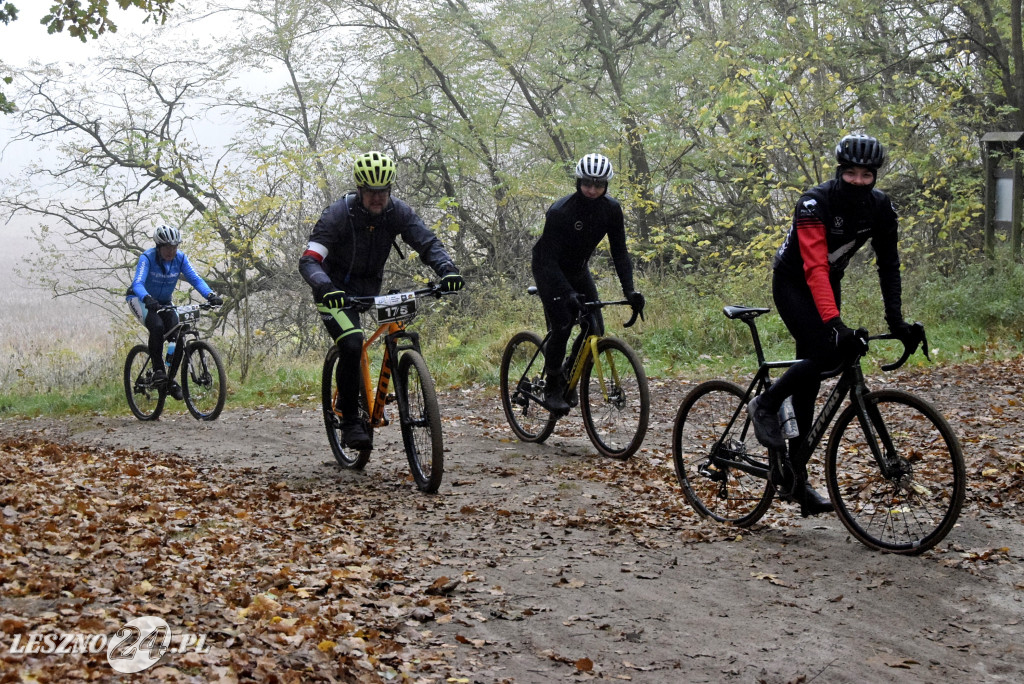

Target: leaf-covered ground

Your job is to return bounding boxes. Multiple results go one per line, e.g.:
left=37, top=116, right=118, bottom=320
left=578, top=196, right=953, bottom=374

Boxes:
left=1, top=357, right=1023, bottom=682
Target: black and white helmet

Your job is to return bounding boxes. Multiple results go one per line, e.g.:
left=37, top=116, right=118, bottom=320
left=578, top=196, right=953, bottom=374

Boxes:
left=153, top=225, right=182, bottom=246
left=835, top=134, right=886, bottom=170
left=575, top=153, right=614, bottom=182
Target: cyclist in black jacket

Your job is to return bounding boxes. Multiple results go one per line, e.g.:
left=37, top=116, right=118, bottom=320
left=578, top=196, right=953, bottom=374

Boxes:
left=747, top=134, right=916, bottom=517
left=532, top=153, right=645, bottom=414
left=299, top=152, right=464, bottom=448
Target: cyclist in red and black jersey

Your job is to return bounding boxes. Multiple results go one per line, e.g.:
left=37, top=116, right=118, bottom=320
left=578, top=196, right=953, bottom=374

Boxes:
left=747, top=134, right=917, bottom=517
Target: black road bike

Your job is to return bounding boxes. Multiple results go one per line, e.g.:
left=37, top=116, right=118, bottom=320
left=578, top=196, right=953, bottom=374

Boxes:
left=672, top=305, right=965, bottom=554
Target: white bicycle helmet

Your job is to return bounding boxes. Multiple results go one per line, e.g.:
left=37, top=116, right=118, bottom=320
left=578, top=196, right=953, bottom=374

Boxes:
left=575, top=153, right=614, bottom=182
left=154, top=225, right=182, bottom=246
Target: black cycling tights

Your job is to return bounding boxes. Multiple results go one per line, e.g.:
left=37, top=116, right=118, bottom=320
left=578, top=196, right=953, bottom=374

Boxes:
left=539, top=272, right=602, bottom=377
left=145, top=308, right=177, bottom=369
left=334, top=333, right=364, bottom=420
left=764, top=270, right=845, bottom=471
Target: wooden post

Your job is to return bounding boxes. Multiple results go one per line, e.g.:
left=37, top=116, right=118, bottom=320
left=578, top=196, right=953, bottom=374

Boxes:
left=981, top=132, right=1024, bottom=260
left=1015, top=155, right=1024, bottom=261
left=983, top=143, right=996, bottom=258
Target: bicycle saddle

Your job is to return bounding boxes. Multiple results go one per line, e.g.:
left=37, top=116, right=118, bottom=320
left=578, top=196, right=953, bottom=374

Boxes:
left=723, top=305, right=771, bottom=321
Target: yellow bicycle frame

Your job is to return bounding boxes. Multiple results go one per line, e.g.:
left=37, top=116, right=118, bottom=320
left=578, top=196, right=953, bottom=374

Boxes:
left=564, top=333, right=621, bottom=401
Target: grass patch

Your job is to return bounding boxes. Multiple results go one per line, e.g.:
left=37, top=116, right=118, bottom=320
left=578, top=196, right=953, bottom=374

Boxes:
left=2, top=263, right=1023, bottom=418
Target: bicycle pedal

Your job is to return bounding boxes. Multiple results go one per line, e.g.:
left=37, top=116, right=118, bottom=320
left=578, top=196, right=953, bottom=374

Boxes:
left=769, top=453, right=797, bottom=499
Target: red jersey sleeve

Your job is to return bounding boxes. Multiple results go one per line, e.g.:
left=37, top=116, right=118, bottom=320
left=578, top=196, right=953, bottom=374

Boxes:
left=796, top=216, right=840, bottom=322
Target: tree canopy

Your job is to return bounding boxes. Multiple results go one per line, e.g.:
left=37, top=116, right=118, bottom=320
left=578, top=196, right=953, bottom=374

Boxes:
left=0, top=0, right=174, bottom=113
left=2, top=0, right=1022, bottom=361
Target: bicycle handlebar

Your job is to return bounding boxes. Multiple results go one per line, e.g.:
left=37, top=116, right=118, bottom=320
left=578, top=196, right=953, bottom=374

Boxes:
left=158, top=302, right=221, bottom=312
left=869, top=322, right=929, bottom=371
left=527, top=286, right=644, bottom=328
left=343, top=283, right=456, bottom=312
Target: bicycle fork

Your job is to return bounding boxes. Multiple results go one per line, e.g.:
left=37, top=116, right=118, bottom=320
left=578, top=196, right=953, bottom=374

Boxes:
left=849, top=383, right=912, bottom=485
left=375, top=326, right=423, bottom=428
left=565, top=335, right=621, bottom=402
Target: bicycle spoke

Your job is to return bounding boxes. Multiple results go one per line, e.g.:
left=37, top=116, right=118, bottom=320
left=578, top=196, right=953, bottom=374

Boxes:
left=321, top=346, right=372, bottom=470
left=181, top=341, right=226, bottom=421
left=500, top=331, right=557, bottom=443
left=672, top=381, right=774, bottom=526
left=397, top=351, right=443, bottom=493
left=123, top=345, right=165, bottom=421
left=827, top=390, right=964, bottom=554
left=580, top=338, right=649, bottom=459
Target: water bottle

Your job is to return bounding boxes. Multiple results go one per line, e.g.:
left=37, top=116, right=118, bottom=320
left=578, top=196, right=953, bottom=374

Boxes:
left=165, top=341, right=176, bottom=367
left=778, top=396, right=799, bottom=439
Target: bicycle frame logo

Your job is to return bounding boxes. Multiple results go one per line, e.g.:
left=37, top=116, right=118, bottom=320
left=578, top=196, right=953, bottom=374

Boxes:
left=361, top=318, right=418, bottom=426
left=803, top=375, right=852, bottom=453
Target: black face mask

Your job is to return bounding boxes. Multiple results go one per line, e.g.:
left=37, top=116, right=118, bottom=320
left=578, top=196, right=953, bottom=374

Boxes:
left=834, top=165, right=876, bottom=209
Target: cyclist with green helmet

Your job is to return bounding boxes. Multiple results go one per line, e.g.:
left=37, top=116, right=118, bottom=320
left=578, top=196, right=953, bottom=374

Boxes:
left=299, top=151, right=464, bottom=449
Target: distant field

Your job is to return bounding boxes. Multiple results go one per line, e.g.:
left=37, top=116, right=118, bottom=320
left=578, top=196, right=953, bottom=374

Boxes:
left=0, top=229, right=118, bottom=392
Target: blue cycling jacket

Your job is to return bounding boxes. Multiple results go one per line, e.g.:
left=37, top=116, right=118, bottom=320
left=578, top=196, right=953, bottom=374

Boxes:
left=129, top=248, right=213, bottom=304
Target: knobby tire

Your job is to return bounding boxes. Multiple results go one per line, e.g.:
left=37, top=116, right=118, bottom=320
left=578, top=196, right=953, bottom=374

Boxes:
left=499, top=331, right=557, bottom=443
left=322, top=346, right=372, bottom=469
left=181, top=340, right=227, bottom=421
left=396, top=350, right=444, bottom=493
left=579, top=337, right=649, bottom=459
left=124, top=344, right=166, bottom=421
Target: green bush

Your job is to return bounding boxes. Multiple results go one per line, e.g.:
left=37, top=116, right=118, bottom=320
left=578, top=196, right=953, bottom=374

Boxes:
left=2, top=264, right=1023, bottom=418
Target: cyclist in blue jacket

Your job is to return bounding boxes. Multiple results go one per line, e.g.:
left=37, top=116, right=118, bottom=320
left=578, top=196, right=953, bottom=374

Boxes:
left=299, top=151, right=464, bottom=449
left=126, top=225, right=223, bottom=400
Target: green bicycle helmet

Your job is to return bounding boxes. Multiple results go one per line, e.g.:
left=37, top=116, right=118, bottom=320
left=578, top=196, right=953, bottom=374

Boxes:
left=353, top=151, right=397, bottom=190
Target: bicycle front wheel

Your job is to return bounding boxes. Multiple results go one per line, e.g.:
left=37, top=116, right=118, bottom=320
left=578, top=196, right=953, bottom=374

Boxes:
left=672, top=380, right=774, bottom=527
left=181, top=340, right=227, bottom=421
left=124, top=344, right=166, bottom=421
left=322, top=346, right=372, bottom=470
left=499, top=331, right=557, bottom=443
left=579, top=337, right=649, bottom=459
left=825, top=389, right=965, bottom=554
left=396, top=350, right=444, bottom=493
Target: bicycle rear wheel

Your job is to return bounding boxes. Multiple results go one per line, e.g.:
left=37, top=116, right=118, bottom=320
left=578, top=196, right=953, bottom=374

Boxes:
left=579, top=337, right=649, bottom=459
left=396, top=350, right=444, bottom=493
left=825, top=389, right=965, bottom=554
left=124, top=344, right=166, bottom=421
left=322, top=346, right=372, bottom=469
left=499, top=331, right=557, bottom=443
left=672, top=380, right=774, bottom=527
left=181, top=340, right=227, bottom=421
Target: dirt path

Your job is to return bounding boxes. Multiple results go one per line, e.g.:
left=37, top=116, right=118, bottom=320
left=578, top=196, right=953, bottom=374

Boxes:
left=3, top=364, right=1024, bottom=683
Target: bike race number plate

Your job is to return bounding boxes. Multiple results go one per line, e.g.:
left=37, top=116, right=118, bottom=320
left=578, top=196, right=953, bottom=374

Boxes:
left=375, top=293, right=417, bottom=324
left=176, top=304, right=201, bottom=323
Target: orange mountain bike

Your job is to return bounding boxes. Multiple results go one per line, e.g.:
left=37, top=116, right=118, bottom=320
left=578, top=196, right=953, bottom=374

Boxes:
left=321, top=283, right=457, bottom=493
